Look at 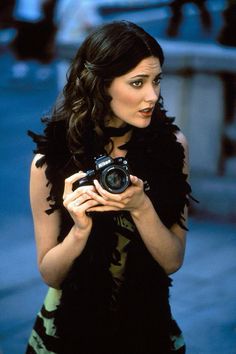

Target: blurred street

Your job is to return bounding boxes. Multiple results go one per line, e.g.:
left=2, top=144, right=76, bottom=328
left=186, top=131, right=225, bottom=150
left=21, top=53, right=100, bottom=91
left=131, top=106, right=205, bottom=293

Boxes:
left=0, top=47, right=236, bottom=354
left=0, top=6, right=236, bottom=353
left=0, top=48, right=59, bottom=354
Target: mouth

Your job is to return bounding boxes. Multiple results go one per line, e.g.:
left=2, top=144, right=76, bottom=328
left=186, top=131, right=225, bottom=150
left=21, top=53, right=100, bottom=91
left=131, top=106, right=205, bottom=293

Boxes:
left=138, top=107, right=154, bottom=117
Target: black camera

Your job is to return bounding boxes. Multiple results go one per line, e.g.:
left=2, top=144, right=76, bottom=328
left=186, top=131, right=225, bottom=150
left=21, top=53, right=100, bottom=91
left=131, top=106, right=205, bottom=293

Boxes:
left=75, top=155, right=131, bottom=194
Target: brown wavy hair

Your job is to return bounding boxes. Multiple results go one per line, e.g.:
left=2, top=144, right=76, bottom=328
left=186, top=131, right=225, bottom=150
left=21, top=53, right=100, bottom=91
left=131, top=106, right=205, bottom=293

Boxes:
left=52, top=20, right=165, bottom=165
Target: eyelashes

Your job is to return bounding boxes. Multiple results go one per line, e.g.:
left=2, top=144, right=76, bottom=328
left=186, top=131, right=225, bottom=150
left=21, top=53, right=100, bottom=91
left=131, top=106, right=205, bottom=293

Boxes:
left=130, top=74, right=163, bottom=88
left=131, top=80, right=143, bottom=88
left=155, top=73, right=163, bottom=85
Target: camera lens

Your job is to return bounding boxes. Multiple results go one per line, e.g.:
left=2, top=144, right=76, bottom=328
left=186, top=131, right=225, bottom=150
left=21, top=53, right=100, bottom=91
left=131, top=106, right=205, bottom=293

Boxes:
left=101, top=166, right=130, bottom=193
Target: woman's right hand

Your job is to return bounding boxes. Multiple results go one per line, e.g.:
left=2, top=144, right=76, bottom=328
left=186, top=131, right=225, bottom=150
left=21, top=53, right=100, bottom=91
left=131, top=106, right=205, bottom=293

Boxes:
left=63, top=171, right=98, bottom=234
left=30, top=162, right=99, bottom=288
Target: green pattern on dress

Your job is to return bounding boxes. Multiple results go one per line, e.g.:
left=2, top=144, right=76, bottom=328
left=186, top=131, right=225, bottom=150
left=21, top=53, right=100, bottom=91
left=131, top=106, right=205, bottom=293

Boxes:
left=171, top=333, right=185, bottom=350
left=28, top=328, right=56, bottom=354
left=109, top=232, right=130, bottom=281
left=27, top=288, right=61, bottom=353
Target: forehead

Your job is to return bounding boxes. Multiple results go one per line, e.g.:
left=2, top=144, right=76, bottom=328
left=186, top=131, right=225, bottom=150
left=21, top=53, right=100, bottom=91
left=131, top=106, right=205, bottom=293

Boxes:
left=126, top=56, right=161, bottom=76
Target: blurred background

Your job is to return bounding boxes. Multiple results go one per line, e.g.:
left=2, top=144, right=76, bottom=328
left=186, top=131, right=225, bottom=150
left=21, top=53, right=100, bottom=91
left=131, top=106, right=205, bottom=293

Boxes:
left=0, top=1, right=236, bottom=353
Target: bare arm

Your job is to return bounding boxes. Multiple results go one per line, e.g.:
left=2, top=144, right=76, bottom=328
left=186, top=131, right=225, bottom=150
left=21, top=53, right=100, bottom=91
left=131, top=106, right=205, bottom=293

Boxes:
left=130, top=197, right=187, bottom=274
left=30, top=155, right=97, bottom=288
left=130, top=131, right=189, bottom=274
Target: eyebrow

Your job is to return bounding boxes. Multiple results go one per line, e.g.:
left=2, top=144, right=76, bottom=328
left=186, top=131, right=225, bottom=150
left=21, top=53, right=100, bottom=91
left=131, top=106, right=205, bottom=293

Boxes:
left=129, top=72, right=162, bottom=79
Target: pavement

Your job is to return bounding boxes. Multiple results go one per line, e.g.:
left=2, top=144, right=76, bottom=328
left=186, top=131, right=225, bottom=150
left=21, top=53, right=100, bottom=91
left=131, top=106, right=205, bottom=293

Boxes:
left=0, top=45, right=236, bottom=354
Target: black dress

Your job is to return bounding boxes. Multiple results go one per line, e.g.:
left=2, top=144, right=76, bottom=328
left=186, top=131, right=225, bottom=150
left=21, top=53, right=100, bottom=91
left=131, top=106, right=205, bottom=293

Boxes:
left=26, top=114, right=191, bottom=354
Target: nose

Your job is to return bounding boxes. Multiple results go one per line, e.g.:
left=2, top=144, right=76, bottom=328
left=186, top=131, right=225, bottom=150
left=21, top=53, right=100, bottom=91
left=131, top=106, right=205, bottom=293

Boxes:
left=144, top=85, right=159, bottom=104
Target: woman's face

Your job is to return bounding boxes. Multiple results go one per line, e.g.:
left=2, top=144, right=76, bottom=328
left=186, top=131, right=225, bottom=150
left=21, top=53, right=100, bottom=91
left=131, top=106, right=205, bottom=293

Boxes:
left=107, top=56, right=162, bottom=129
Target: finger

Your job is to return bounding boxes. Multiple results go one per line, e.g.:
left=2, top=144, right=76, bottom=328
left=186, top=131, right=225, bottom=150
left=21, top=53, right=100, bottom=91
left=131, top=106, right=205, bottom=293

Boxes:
left=64, top=178, right=96, bottom=204
left=88, top=205, right=120, bottom=212
left=74, top=185, right=96, bottom=197
left=65, top=192, right=91, bottom=210
left=68, top=197, right=99, bottom=215
left=63, top=171, right=86, bottom=198
left=63, top=187, right=97, bottom=212
left=87, top=190, right=125, bottom=209
left=74, top=199, right=99, bottom=213
left=67, top=188, right=97, bottom=206
left=130, top=175, right=143, bottom=187
left=93, top=180, right=123, bottom=202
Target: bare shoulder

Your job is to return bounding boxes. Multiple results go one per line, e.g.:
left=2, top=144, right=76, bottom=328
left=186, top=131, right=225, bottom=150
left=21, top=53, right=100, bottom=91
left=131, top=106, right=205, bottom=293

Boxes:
left=175, top=130, right=189, bottom=174
left=175, top=130, right=188, bottom=150
left=31, top=154, right=45, bottom=171
left=30, top=154, right=50, bottom=203
left=30, top=154, right=48, bottom=181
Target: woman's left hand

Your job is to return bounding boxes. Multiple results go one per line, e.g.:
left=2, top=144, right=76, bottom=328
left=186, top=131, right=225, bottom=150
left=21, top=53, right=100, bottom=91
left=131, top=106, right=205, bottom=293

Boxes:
left=86, top=175, right=147, bottom=213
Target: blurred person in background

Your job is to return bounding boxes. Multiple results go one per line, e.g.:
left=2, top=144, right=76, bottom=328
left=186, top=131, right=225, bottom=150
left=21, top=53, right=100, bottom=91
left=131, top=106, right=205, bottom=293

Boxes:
left=218, top=0, right=236, bottom=47
left=0, top=0, right=16, bottom=29
left=10, top=0, right=57, bottom=80
left=26, top=20, right=192, bottom=354
left=166, top=0, right=211, bottom=37
left=0, top=0, right=16, bottom=46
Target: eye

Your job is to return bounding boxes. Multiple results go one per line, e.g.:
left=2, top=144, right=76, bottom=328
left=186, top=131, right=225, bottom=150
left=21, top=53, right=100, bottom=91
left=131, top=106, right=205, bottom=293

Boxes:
left=130, top=80, right=143, bottom=88
left=153, top=75, right=163, bottom=86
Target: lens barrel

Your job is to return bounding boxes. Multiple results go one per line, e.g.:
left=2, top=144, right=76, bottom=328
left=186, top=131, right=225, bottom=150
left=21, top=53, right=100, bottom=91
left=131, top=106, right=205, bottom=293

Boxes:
left=100, top=165, right=130, bottom=194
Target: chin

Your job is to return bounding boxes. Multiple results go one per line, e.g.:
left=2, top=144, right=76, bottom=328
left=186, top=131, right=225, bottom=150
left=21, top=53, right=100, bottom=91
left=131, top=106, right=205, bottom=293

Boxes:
left=136, top=119, right=151, bottom=129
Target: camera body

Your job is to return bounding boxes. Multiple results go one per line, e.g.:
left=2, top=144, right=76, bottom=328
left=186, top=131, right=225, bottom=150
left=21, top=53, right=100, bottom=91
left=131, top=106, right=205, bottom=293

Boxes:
left=75, top=155, right=131, bottom=194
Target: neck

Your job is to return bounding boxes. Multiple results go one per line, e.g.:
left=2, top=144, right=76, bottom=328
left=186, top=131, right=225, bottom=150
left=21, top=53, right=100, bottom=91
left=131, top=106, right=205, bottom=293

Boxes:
left=111, top=129, right=132, bottom=143
left=104, top=123, right=132, bottom=137
left=105, top=129, right=132, bottom=157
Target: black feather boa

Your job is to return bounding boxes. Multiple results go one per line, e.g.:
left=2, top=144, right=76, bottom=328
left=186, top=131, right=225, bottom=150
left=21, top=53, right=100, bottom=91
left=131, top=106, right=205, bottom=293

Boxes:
left=29, top=112, right=192, bottom=354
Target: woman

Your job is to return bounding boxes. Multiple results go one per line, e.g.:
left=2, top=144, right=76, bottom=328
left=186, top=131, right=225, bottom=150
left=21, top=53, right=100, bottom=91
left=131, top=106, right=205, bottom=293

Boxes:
left=26, top=20, right=191, bottom=354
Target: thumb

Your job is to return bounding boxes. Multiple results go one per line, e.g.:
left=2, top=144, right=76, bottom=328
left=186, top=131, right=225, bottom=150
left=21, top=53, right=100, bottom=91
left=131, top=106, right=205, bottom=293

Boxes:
left=130, top=175, right=143, bottom=187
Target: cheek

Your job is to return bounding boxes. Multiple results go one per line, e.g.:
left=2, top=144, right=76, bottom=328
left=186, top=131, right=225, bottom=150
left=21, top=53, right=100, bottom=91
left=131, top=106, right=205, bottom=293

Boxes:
left=111, top=89, right=139, bottom=109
